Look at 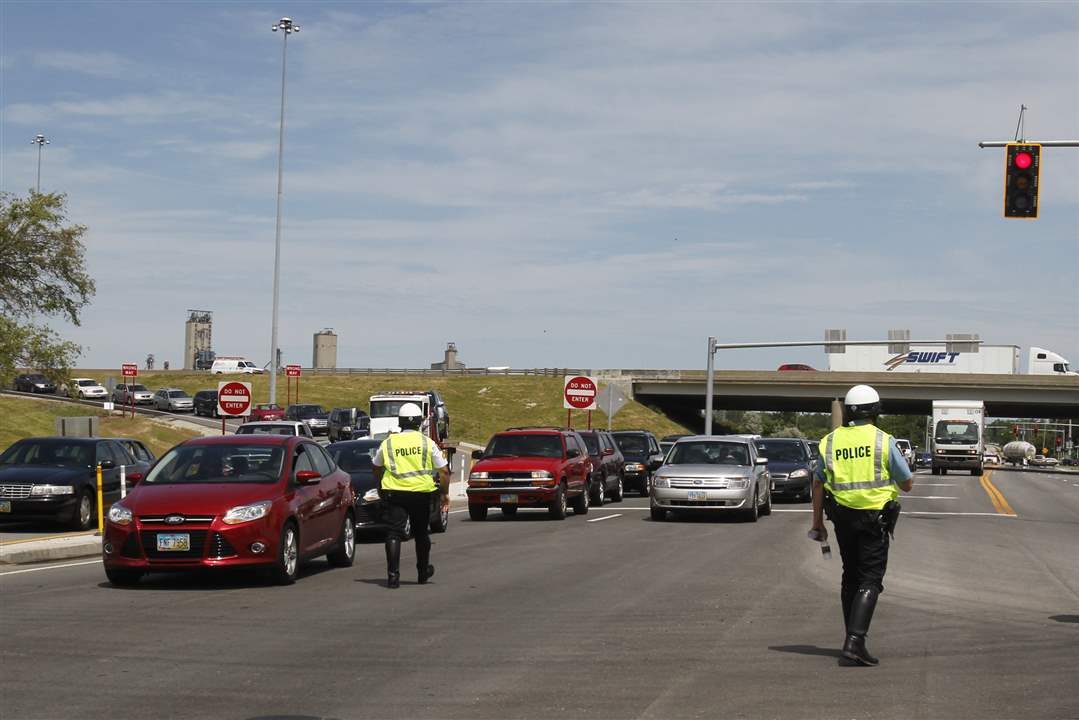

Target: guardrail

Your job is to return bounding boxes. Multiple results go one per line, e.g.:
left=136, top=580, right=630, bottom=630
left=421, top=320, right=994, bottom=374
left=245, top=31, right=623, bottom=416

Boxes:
left=0, top=389, right=234, bottom=433
left=301, top=367, right=588, bottom=376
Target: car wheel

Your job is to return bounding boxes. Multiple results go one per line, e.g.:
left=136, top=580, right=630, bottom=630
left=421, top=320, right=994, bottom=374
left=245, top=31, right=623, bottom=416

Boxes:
left=501, top=505, right=518, bottom=518
left=640, top=475, right=651, bottom=497
left=744, top=487, right=759, bottom=523
left=590, top=475, right=605, bottom=507
left=468, top=504, right=488, bottom=521
left=761, top=487, right=772, bottom=516
left=430, top=502, right=449, bottom=534
left=327, top=511, right=356, bottom=567
left=104, top=566, right=143, bottom=586
left=69, top=489, right=95, bottom=531
left=549, top=483, right=567, bottom=520
left=611, top=475, right=624, bottom=502
left=650, top=502, right=666, bottom=521
left=571, top=484, right=589, bottom=515
left=271, top=521, right=300, bottom=585
left=940, top=468, right=947, bottom=476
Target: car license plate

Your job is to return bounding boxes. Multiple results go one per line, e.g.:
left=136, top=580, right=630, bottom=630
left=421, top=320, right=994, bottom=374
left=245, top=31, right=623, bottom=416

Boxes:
left=687, top=490, right=707, bottom=501
left=0, top=500, right=10, bottom=513
left=156, top=533, right=190, bottom=552
left=500, top=494, right=518, bottom=504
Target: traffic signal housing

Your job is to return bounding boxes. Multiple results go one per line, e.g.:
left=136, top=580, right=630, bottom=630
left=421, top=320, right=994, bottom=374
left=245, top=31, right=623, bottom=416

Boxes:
left=1004, top=143, right=1040, bottom=219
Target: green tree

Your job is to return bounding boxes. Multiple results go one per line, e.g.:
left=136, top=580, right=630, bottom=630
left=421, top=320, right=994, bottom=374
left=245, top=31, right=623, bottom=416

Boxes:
left=0, top=191, right=95, bottom=384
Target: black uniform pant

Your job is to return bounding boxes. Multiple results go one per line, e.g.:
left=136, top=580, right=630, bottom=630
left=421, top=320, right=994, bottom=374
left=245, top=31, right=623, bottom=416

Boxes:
left=382, top=490, right=434, bottom=562
left=824, top=495, right=889, bottom=594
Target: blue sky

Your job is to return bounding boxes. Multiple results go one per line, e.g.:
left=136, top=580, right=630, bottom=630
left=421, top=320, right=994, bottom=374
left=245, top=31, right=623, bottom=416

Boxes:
left=2, top=1, right=1077, bottom=372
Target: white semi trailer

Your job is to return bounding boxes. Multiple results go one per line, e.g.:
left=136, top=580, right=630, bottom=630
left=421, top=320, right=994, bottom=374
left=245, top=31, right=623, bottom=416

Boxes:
left=826, top=345, right=1076, bottom=375
left=931, top=400, right=985, bottom=476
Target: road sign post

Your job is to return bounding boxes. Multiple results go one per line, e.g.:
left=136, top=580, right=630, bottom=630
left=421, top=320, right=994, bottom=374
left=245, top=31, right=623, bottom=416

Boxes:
left=121, top=363, right=138, bottom=418
left=563, top=375, right=597, bottom=429
left=286, top=364, right=301, bottom=405
left=217, top=381, right=253, bottom=435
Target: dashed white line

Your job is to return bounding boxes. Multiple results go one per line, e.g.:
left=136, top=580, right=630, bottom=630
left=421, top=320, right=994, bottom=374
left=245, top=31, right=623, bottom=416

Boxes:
left=587, top=514, right=623, bottom=523
left=0, top=559, right=101, bottom=577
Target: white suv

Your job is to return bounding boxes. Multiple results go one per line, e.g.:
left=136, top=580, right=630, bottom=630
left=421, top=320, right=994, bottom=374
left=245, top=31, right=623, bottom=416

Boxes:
left=234, top=421, right=314, bottom=438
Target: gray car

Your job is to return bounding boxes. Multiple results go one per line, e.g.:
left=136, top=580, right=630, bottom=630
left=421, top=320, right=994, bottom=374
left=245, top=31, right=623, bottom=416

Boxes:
left=152, top=388, right=194, bottom=413
left=650, top=435, right=772, bottom=522
left=112, top=383, right=154, bottom=405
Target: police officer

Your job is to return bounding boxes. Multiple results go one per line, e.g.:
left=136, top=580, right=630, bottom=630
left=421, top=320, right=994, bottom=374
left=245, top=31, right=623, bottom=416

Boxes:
left=372, top=403, right=450, bottom=589
left=810, top=385, right=913, bottom=666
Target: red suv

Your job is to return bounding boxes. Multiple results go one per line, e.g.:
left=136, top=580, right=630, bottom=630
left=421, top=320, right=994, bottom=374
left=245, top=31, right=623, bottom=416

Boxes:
left=102, top=435, right=355, bottom=586
left=467, top=428, right=591, bottom=520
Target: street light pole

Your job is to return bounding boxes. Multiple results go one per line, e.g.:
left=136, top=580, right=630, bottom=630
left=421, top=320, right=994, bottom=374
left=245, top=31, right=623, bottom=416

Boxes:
left=704, top=337, right=716, bottom=436
left=31, top=134, right=49, bottom=193
left=268, top=17, right=298, bottom=406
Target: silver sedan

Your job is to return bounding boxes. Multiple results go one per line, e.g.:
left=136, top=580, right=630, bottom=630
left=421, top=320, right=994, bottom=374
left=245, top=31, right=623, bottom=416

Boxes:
left=650, top=436, right=772, bottom=522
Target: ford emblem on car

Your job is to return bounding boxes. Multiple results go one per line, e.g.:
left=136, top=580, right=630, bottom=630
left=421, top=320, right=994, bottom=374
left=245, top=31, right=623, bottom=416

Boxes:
left=693, top=479, right=702, bottom=485
left=165, top=515, right=185, bottom=524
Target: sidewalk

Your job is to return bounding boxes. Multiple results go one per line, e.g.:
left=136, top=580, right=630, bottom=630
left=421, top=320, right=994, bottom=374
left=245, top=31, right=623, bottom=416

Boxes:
left=0, top=532, right=101, bottom=565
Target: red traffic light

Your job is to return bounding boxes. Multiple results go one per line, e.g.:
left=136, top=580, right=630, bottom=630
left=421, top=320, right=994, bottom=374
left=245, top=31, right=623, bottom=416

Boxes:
left=1014, top=152, right=1033, bottom=169
left=1057, top=436, right=1063, bottom=446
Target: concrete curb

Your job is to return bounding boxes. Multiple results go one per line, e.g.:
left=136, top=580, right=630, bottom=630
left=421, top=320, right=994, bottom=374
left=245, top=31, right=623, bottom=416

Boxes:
left=0, top=535, right=102, bottom=565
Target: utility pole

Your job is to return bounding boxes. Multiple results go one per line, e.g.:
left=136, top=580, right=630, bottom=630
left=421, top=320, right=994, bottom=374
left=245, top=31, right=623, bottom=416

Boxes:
left=31, top=134, right=49, bottom=193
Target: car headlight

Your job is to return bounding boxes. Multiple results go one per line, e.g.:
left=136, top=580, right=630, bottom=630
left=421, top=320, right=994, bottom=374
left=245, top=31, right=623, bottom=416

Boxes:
left=530, top=471, right=552, bottom=479
left=341, top=426, right=351, bottom=432
left=31, top=484, right=75, bottom=496
left=653, top=476, right=670, bottom=488
left=625, top=463, right=645, bottom=472
left=936, top=449, right=945, bottom=454
left=728, top=478, right=750, bottom=490
left=968, top=449, right=978, bottom=455
left=108, top=504, right=133, bottom=526
left=222, top=500, right=272, bottom=525
left=469, top=471, right=489, bottom=480
left=789, top=469, right=809, bottom=479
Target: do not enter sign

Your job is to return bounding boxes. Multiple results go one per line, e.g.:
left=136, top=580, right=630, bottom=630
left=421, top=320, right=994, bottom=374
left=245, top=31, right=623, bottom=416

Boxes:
left=217, top=381, right=252, bottom=417
left=564, top=375, right=598, bottom=410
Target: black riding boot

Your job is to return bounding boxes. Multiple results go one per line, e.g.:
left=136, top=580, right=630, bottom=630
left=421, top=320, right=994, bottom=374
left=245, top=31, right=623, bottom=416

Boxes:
left=841, top=588, right=880, bottom=666
left=841, top=587, right=856, bottom=629
left=385, top=537, right=401, bottom=589
left=416, top=536, right=434, bottom=584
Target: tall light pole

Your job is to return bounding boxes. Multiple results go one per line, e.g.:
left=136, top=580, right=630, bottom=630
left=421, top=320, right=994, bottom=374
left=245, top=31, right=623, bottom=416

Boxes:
left=268, top=16, right=298, bottom=405
left=31, top=134, right=49, bottom=193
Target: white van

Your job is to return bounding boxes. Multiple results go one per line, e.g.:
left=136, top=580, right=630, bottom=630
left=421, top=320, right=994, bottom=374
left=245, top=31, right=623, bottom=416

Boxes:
left=210, top=357, right=264, bottom=374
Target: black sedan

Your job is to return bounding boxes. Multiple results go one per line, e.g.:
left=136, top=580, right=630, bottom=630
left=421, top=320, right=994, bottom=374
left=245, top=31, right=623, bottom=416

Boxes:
left=326, top=439, right=448, bottom=536
left=13, top=373, right=57, bottom=394
left=0, top=437, right=152, bottom=530
left=756, top=437, right=815, bottom=502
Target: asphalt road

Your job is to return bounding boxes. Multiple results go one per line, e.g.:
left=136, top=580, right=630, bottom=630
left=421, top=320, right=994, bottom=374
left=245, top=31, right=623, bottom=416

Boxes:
left=2, top=468, right=1077, bottom=719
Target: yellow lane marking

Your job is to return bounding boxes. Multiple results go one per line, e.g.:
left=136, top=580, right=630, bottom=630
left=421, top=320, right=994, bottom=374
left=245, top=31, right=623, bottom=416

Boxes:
left=979, top=470, right=1016, bottom=516
left=0, top=531, right=96, bottom=546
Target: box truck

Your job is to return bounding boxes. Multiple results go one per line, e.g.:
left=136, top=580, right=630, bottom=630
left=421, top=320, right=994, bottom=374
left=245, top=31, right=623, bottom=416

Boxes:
left=931, top=400, right=984, bottom=476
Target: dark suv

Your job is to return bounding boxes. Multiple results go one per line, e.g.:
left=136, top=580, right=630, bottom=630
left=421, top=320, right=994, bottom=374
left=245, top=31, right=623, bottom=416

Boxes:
left=611, top=430, right=665, bottom=496
left=755, top=437, right=816, bottom=502
left=193, top=390, right=219, bottom=417
left=285, top=404, right=329, bottom=436
left=467, top=428, right=591, bottom=520
left=328, top=407, right=370, bottom=442
left=576, top=430, right=625, bottom=506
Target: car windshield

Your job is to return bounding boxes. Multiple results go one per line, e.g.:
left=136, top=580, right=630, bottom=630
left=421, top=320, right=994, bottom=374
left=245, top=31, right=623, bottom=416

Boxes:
left=77, top=380, right=98, bottom=387
left=580, top=435, right=600, bottom=455
left=131, top=384, right=148, bottom=392
left=613, top=435, right=649, bottom=454
left=30, top=375, right=49, bottom=382
left=328, top=445, right=377, bottom=473
left=242, top=362, right=258, bottom=368
left=370, top=400, right=423, bottom=418
left=168, top=390, right=190, bottom=398
left=935, top=421, right=979, bottom=444
left=292, top=405, right=325, bottom=418
left=0, top=440, right=93, bottom=467
left=256, top=404, right=279, bottom=410
left=486, top=434, right=563, bottom=458
left=668, top=441, right=750, bottom=466
left=755, top=441, right=806, bottom=462
left=144, top=444, right=283, bottom=484
left=236, top=425, right=295, bottom=436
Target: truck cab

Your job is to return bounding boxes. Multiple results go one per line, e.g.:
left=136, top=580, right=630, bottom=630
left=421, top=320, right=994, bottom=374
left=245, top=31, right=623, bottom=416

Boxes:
left=368, top=390, right=448, bottom=443
left=931, top=400, right=984, bottom=476
left=1028, top=347, right=1078, bottom=375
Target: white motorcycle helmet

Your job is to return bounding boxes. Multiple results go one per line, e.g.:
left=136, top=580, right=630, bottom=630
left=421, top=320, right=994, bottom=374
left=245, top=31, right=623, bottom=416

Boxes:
left=844, top=384, right=881, bottom=424
left=397, top=402, right=424, bottom=431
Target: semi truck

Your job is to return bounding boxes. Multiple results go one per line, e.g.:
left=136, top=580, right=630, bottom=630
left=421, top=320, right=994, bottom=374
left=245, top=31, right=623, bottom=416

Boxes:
left=931, top=400, right=985, bottom=476
left=368, top=390, right=449, bottom=443
left=826, top=345, right=1076, bottom=375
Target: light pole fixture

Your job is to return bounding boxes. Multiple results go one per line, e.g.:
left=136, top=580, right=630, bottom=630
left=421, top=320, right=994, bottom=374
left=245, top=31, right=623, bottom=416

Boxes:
left=268, top=16, right=298, bottom=405
left=31, top=134, right=50, bottom=193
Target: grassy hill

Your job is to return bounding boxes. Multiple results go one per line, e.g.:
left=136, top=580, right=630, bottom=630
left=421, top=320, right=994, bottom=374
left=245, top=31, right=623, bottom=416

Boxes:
left=75, top=371, right=691, bottom=445
left=0, top=396, right=201, bottom=456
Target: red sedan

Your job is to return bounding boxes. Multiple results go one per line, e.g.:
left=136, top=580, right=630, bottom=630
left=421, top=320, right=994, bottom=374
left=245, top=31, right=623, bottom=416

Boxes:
left=103, top=435, right=355, bottom=586
left=250, top=403, right=285, bottom=421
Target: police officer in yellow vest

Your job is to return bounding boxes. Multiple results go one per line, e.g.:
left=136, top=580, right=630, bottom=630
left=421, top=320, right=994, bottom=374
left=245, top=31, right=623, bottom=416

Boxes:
left=810, top=385, right=913, bottom=666
left=372, top=403, right=450, bottom=589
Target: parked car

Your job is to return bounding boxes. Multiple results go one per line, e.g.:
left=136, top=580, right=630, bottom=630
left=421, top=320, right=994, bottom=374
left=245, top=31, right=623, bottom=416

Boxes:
left=915, top=452, right=933, bottom=469
left=234, top=421, right=314, bottom=438
left=326, top=438, right=447, bottom=536
left=113, top=383, right=154, bottom=405
left=467, top=427, right=591, bottom=520
left=777, top=363, right=817, bottom=371
left=328, top=407, right=371, bottom=442
left=153, top=388, right=194, bottom=413
left=611, top=430, right=665, bottom=496
left=250, top=403, right=285, bottom=422
left=285, top=404, right=329, bottom=436
left=650, top=435, right=772, bottom=522
left=1030, top=455, right=1060, bottom=467
left=0, top=437, right=152, bottom=530
left=102, top=435, right=355, bottom=586
left=66, top=378, right=108, bottom=400
left=13, top=373, right=56, bottom=394
left=755, top=437, right=815, bottom=502
left=576, top=430, right=625, bottom=506
left=894, top=438, right=916, bottom=471
left=193, top=390, right=219, bottom=417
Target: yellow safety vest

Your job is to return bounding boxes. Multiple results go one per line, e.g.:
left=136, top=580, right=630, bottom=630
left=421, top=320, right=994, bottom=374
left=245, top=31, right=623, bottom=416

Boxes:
left=380, top=431, right=439, bottom=493
left=819, top=424, right=897, bottom=510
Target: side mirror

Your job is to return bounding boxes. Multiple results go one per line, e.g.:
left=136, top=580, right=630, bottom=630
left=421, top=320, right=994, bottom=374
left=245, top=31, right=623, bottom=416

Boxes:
left=648, top=454, right=664, bottom=469
left=126, top=472, right=144, bottom=484
left=566, top=448, right=580, bottom=459
left=295, top=470, right=321, bottom=484
left=99, top=460, right=115, bottom=470
left=471, top=449, right=485, bottom=460
left=757, top=457, right=769, bottom=465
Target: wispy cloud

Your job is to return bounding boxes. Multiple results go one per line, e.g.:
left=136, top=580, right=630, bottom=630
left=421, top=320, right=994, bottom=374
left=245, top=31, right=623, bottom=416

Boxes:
left=32, top=50, right=140, bottom=79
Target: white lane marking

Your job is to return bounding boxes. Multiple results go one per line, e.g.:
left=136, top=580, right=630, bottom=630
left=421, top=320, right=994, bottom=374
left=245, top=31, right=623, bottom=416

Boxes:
left=448, top=509, right=470, bottom=514
left=904, top=496, right=957, bottom=500
left=587, top=514, right=622, bottom=523
left=0, top=559, right=101, bottom=577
